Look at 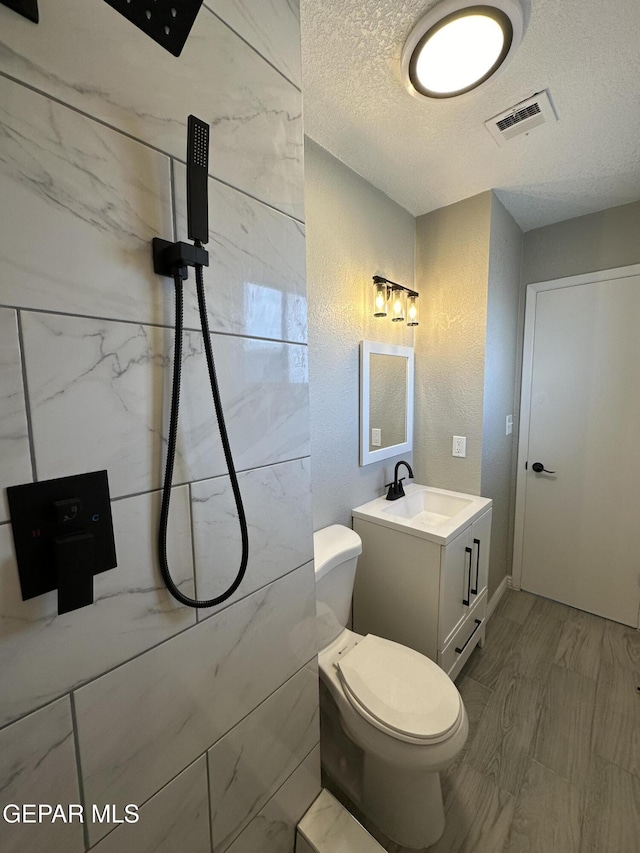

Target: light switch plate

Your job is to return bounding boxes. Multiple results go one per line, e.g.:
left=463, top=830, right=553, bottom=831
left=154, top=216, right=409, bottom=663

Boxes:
left=371, top=428, right=382, bottom=447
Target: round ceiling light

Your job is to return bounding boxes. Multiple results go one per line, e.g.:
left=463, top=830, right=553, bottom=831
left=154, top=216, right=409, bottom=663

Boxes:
left=402, top=0, right=524, bottom=100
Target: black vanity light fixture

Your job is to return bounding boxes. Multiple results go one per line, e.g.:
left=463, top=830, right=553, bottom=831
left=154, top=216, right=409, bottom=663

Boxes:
left=401, top=0, right=524, bottom=100
left=372, top=276, right=419, bottom=327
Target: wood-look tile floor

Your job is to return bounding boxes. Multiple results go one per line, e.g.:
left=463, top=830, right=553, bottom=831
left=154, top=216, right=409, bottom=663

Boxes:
left=327, top=589, right=640, bottom=853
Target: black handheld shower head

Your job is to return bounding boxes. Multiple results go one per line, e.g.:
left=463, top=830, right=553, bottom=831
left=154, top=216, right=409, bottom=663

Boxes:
left=153, top=115, right=249, bottom=609
left=186, top=115, right=209, bottom=245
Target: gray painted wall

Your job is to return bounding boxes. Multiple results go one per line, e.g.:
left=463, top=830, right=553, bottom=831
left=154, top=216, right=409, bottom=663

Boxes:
left=305, top=138, right=415, bottom=531
left=522, top=200, right=640, bottom=283
left=415, top=192, right=523, bottom=600
left=482, top=196, right=523, bottom=599
left=414, top=192, right=492, bottom=495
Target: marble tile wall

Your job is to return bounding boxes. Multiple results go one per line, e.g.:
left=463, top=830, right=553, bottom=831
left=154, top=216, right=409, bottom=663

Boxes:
left=191, top=457, right=313, bottom=613
left=88, top=758, right=211, bottom=853
left=21, top=312, right=309, bottom=497
left=0, top=2, right=317, bottom=852
left=226, top=746, right=321, bottom=853
left=296, top=788, right=386, bottom=852
left=208, top=660, right=319, bottom=848
left=204, top=0, right=303, bottom=88
left=0, top=308, right=31, bottom=521
left=0, top=698, right=84, bottom=853
left=0, top=0, right=304, bottom=220
left=0, top=489, right=196, bottom=726
left=173, top=162, right=307, bottom=341
left=0, top=75, right=174, bottom=328
left=75, top=564, right=316, bottom=845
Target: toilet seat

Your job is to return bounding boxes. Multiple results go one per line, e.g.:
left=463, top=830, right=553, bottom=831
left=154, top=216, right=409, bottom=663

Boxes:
left=336, top=634, right=462, bottom=744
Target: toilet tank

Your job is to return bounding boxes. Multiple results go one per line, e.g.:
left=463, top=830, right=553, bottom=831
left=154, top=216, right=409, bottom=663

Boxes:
left=314, top=525, right=362, bottom=649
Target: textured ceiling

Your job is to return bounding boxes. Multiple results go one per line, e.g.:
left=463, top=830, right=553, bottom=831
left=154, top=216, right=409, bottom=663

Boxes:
left=300, top=0, right=640, bottom=230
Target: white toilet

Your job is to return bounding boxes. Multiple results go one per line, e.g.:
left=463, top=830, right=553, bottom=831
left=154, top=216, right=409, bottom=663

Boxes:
left=315, top=524, right=468, bottom=850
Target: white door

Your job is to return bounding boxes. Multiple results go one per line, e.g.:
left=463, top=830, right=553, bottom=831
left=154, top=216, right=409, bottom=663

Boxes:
left=514, top=268, right=640, bottom=627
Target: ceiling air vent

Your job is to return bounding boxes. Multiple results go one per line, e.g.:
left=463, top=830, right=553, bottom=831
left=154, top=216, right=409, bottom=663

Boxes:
left=484, top=90, right=557, bottom=147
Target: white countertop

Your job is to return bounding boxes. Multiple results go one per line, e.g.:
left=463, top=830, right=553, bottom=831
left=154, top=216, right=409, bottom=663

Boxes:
left=352, top=483, right=492, bottom=545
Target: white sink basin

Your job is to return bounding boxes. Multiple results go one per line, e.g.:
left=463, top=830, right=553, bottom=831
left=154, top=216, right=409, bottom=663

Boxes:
left=353, top=484, right=492, bottom=544
left=381, top=489, right=472, bottom=525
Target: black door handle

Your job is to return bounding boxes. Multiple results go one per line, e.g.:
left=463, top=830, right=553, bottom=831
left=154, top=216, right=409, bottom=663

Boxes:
left=531, top=462, right=556, bottom=474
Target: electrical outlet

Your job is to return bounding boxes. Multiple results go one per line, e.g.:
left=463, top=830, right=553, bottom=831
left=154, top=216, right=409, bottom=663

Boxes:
left=506, top=415, right=513, bottom=435
left=452, top=436, right=466, bottom=458
left=371, top=428, right=382, bottom=447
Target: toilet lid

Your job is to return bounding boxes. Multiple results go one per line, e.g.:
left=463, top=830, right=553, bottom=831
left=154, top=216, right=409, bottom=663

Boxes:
left=337, top=635, right=462, bottom=741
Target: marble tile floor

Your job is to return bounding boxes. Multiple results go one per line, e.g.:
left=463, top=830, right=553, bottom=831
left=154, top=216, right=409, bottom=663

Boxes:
left=324, top=589, right=640, bottom=853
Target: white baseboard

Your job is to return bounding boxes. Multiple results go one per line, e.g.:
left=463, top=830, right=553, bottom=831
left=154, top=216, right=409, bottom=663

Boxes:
left=487, top=575, right=510, bottom=620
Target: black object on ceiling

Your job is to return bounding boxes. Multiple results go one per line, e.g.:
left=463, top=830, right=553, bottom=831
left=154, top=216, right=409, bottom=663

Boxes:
left=0, top=0, right=39, bottom=23
left=102, top=0, right=205, bottom=57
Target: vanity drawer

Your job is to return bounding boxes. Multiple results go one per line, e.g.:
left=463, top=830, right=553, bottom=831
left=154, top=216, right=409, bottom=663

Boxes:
left=438, top=590, right=487, bottom=680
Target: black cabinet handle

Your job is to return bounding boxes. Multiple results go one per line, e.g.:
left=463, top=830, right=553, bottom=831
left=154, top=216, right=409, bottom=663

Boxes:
left=455, top=618, right=483, bottom=654
left=471, top=537, right=480, bottom=595
left=463, top=546, right=472, bottom=606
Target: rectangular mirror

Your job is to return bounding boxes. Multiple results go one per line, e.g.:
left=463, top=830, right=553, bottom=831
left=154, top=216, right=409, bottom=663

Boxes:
left=360, top=340, right=414, bottom=466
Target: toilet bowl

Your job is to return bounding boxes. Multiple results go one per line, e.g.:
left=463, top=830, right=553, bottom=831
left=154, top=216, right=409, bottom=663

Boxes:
left=315, top=524, right=468, bottom=849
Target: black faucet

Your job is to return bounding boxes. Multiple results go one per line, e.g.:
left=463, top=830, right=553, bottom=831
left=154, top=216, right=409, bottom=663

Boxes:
left=385, top=461, right=414, bottom=501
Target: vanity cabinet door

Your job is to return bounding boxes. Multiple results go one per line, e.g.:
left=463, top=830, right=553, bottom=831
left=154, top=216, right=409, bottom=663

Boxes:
left=470, top=510, right=491, bottom=603
left=352, top=518, right=442, bottom=661
left=438, top=527, right=473, bottom=650
left=353, top=506, right=492, bottom=669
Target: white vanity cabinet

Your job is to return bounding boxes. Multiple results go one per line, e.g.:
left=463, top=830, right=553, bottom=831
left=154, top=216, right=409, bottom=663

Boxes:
left=436, top=510, right=491, bottom=676
left=352, top=502, right=492, bottom=681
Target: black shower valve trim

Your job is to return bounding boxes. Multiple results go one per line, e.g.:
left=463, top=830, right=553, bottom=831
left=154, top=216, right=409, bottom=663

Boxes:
left=152, top=238, right=209, bottom=280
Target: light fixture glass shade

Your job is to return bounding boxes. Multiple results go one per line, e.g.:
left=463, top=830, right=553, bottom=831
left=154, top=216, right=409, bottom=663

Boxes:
left=391, top=288, right=406, bottom=322
left=415, top=13, right=506, bottom=95
left=373, top=281, right=388, bottom=317
left=402, top=1, right=523, bottom=101
left=407, top=294, right=419, bottom=326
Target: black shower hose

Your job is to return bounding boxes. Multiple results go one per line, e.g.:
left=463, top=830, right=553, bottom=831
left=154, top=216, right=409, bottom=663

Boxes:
left=158, top=254, right=249, bottom=608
